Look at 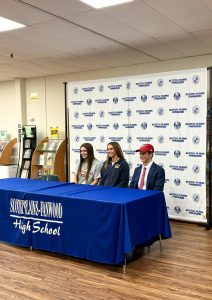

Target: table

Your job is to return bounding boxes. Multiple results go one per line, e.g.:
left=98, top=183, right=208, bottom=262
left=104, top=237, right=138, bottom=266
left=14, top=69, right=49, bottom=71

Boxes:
left=0, top=178, right=171, bottom=265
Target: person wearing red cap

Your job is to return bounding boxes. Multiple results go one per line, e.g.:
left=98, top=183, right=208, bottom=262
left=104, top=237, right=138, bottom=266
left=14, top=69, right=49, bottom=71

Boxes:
left=129, top=143, right=165, bottom=191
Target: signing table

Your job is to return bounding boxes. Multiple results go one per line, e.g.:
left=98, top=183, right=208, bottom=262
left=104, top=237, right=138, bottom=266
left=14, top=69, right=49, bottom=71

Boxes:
left=0, top=178, right=171, bottom=265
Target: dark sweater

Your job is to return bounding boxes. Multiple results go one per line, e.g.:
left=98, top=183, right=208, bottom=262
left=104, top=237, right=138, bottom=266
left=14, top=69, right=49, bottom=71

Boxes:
left=99, top=159, right=129, bottom=188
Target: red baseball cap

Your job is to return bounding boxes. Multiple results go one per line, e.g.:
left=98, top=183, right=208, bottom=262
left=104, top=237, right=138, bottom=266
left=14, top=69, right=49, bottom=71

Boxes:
left=135, top=143, right=154, bottom=153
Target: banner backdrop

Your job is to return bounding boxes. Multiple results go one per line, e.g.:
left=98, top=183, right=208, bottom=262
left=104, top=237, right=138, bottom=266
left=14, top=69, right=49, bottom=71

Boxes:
left=68, top=68, right=208, bottom=223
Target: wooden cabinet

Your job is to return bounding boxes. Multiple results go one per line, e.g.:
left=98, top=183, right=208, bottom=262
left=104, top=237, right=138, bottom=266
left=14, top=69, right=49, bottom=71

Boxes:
left=31, top=137, right=66, bottom=182
left=0, top=138, right=17, bottom=164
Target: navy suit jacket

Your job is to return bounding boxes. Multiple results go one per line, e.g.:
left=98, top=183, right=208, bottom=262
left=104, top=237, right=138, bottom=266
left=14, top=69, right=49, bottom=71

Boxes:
left=129, top=162, right=165, bottom=191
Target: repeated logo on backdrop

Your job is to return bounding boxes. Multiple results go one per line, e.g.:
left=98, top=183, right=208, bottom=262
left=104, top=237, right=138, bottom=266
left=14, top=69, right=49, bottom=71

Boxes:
left=68, top=68, right=207, bottom=223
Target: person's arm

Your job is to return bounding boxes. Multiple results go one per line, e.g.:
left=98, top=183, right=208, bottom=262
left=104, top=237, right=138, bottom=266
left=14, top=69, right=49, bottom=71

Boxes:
left=73, top=174, right=78, bottom=183
left=91, top=161, right=102, bottom=185
left=91, top=178, right=99, bottom=185
left=116, top=161, right=129, bottom=188
left=129, top=169, right=136, bottom=188
left=98, top=164, right=105, bottom=186
left=153, top=167, right=165, bottom=191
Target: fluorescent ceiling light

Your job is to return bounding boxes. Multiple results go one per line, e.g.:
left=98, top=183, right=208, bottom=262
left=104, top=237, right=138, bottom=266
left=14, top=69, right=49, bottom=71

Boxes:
left=0, top=16, right=25, bottom=32
left=80, top=0, right=134, bottom=9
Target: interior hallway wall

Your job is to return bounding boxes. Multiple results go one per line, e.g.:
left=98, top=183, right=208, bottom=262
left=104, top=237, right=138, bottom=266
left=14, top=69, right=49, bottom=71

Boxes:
left=0, top=81, right=16, bottom=139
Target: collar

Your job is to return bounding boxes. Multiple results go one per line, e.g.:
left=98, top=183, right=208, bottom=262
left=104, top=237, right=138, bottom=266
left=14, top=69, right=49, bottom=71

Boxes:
left=142, top=160, right=153, bottom=170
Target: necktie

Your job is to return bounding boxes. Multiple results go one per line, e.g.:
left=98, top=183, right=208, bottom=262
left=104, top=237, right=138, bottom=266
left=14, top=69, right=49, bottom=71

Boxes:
left=139, top=167, right=146, bottom=189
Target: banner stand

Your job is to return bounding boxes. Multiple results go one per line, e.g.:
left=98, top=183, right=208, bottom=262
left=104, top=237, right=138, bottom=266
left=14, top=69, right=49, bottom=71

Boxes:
left=206, top=67, right=212, bottom=229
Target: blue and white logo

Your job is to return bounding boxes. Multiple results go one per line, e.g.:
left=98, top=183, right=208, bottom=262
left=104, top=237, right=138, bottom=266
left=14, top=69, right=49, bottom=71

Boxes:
left=141, top=94, right=147, bottom=102
left=174, top=150, right=181, bottom=158
left=192, top=194, right=200, bottom=203
left=174, top=178, right=181, bottom=186
left=192, top=106, right=200, bottom=114
left=73, top=87, right=78, bottom=94
left=113, top=97, right=118, bottom=104
left=158, top=136, right=164, bottom=143
left=87, top=98, right=92, bottom=105
left=174, top=206, right=181, bottom=214
left=174, top=121, right=181, bottom=129
left=192, top=75, right=199, bottom=85
left=127, top=135, right=132, bottom=143
left=192, top=136, right=200, bottom=144
left=174, top=92, right=181, bottom=101
left=192, top=165, right=200, bottom=173
left=157, top=107, right=164, bottom=116
left=157, top=79, right=164, bottom=87
left=75, top=135, right=80, bottom=142
left=126, top=81, right=131, bottom=89
left=141, top=122, right=147, bottom=129
left=113, top=123, right=119, bottom=130
left=74, top=111, right=79, bottom=119
left=99, top=84, right=104, bottom=92
left=128, top=162, right=133, bottom=169
left=99, top=110, right=104, bottom=118
left=126, top=109, right=132, bottom=117
left=87, top=123, right=92, bottom=130
left=100, top=136, right=105, bottom=143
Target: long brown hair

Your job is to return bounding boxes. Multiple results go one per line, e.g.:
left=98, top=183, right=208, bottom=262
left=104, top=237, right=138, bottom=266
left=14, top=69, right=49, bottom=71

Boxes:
left=104, top=142, right=125, bottom=170
left=76, top=143, right=95, bottom=183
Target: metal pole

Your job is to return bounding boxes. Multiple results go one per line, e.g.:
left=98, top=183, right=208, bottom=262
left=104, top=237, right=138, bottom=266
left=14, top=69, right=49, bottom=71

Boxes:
left=63, top=82, right=69, bottom=182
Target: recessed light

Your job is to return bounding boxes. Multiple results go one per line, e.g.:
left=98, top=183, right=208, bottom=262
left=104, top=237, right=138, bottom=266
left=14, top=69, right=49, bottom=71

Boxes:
left=0, top=16, right=25, bottom=32
left=80, top=0, right=134, bottom=9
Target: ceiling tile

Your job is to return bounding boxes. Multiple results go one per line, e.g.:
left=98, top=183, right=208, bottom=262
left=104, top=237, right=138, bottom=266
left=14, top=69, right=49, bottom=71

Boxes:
left=142, top=0, right=212, bottom=32
left=103, top=0, right=187, bottom=38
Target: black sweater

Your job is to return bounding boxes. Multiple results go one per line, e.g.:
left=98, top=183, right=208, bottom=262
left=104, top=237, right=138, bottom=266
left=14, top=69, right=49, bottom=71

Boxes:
left=99, top=159, right=129, bottom=188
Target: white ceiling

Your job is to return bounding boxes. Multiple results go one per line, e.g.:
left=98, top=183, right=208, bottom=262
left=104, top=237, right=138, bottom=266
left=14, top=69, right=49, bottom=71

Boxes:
left=1, top=0, right=212, bottom=81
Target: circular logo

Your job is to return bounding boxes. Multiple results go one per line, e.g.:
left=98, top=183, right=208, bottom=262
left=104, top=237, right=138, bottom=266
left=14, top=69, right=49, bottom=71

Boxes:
left=113, top=97, right=118, bottom=104
left=99, top=110, right=104, bottom=118
left=87, top=123, right=92, bottom=130
left=73, top=87, right=78, bottom=94
left=158, top=136, right=164, bottom=143
left=75, top=135, right=80, bottom=143
left=174, top=178, right=181, bottom=186
left=141, top=122, right=147, bottom=129
left=74, top=111, right=79, bottom=119
left=98, top=84, right=104, bottom=92
left=192, top=106, right=200, bottom=114
left=174, top=206, right=181, bottom=214
left=141, top=95, right=147, bottom=102
left=174, top=92, right=181, bottom=101
left=87, top=98, right=92, bottom=105
left=192, top=194, right=200, bottom=203
left=157, top=107, right=164, bottom=116
left=113, top=123, right=119, bottom=130
left=127, top=135, right=132, bottom=143
left=192, top=75, right=199, bottom=85
left=100, top=136, right=105, bottom=143
left=128, top=162, right=133, bottom=169
left=174, top=150, right=181, bottom=158
left=126, top=109, right=132, bottom=117
left=174, top=121, right=181, bottom=129
left=192, top=165, right=200, bottom=173
left=192, top=136, right=200, bottom=144
left=126, top=81, right=131, bottom=89
left=157, top=79, right=164, bottom=87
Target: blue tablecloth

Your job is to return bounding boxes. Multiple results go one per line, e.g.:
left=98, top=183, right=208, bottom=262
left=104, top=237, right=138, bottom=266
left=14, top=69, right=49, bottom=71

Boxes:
left=0, top=178, right=171, bottom=264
